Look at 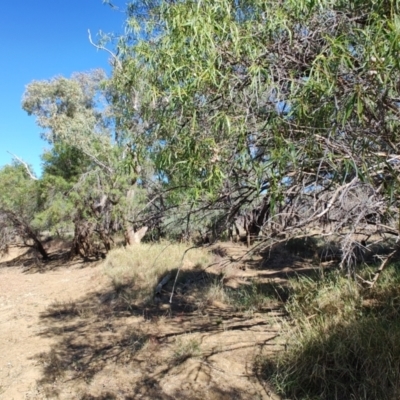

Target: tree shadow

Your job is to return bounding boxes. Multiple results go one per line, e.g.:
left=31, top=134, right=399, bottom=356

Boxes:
left=0, top=246, right=101, bottom=273
left=253, top=236, right=399, bottom=280
left=0, top=246, right=40, bottom=268
left=33, top=266, right=284, bottom=399
left=80, top=383, right=264, bottom=400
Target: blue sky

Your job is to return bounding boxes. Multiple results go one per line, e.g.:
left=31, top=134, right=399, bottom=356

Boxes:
left=0, top=0, right=126, bottom=176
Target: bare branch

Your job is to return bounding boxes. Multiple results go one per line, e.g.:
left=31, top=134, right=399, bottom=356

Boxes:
left=6, top=151, right=38, bottom=181
left=88, top=29, right=122, bottom=70
left=358, top=249, right=399, bottom=288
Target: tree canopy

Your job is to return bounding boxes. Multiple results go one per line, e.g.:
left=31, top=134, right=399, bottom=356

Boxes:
left=106, top=0, right=400, bottom=264
left=4, top=0, right=400, bottom=269
left=0, top=163, right=48, bottom=258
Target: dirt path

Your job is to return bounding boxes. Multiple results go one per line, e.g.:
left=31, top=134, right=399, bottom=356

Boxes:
left=0, top=247, right=283, bottom=400
left=0, top=258, right=104, bottom=399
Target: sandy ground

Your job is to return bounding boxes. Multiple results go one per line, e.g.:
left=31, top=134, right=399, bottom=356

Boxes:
left=0, top=251, right=104, bottom=399
left=0, top=245, right=283, bottom=400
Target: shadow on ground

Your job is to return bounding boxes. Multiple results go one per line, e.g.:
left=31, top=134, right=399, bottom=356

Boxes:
left=31, top=235, right=399, bottom=398
left=252, top=236, right=399, bottom=278
left=34, top=264, right=284, bottom=399
left=0, top=246, right=101, bottom=273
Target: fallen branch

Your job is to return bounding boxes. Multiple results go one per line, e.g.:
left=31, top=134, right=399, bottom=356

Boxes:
left=358, top=249, right=399, bottom=288
left=169, top=245, right=200, bottom=304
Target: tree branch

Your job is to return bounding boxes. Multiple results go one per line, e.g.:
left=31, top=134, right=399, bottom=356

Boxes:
left=88, top=29, right=122, bottom=70
left=6, top=151, right=38, bottom=180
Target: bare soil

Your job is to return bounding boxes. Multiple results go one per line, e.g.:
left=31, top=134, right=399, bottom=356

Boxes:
left=0, top=243, right=289, bottom=400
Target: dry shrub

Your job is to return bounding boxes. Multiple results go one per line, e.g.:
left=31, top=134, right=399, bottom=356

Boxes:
left=102, top=242, right=211, bottom=302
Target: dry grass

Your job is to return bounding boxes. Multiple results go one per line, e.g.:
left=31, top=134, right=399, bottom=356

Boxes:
left=261, top=265, right=400, bottom=400
left=170, top=334, right=202, bottom=365
left=285, top=272, right=361, bottom=323
left=203, top=281, right=231, bottom=304
left=0, top=239, right=284, bottom=399
left=197, top=280, right=276, bottom=315
left=102, top=242, right=212, bottom=302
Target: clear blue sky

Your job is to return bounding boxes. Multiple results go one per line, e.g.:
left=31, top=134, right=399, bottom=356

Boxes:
left=0, top=0, right=126, bottom=176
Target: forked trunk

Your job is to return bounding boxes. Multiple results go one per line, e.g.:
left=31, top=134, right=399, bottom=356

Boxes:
left=31, top=234, right=49, bottom=260
left=125, top=225, right=148, bottom=245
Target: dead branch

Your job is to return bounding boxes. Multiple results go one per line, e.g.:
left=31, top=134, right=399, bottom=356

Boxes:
left=358, top=249, right=399, bottom=288
left=6, top=151, right=38, bottom=180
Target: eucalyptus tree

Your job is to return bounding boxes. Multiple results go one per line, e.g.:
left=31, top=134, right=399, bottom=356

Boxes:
left=33, top=143, right=91, bottom=240
left=22, top=70, right=150, bottom=257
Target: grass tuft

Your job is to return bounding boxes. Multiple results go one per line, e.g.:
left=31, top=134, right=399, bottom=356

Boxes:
left=227, top=282, right=274, bottom=312
left=202, top=280, right=275, bottom=313
left=171, top=335, right=202, bottom=365
left=102, top=242, right=211, bottom=303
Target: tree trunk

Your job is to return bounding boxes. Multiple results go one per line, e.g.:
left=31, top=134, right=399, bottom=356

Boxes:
left=70, top=219, right=95, bottom=260
left=125, top=225, right=148, bottom=245
left=30, top=232, right=49, bottom=260
left=5, top=210, right=49, bottom=260
left=98, top=227, right=112, bottom=252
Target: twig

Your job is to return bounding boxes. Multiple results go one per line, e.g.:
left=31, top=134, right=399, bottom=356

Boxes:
left=169, top=245, right=199, bottom=304
left=200, top=360, right=255, bottom=377
left=366, top=249, right=398, bottom=288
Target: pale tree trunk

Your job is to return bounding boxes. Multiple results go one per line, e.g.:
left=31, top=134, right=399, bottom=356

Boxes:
left=123, top=183, right=148, bottom=245
left=125, top=225, right=148, bottom=245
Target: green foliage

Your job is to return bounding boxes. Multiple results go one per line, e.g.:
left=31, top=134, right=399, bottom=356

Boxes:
left=16, top=0, right=400, bottom=255
left=82, top=0, right=400, bottom=280
left=0, top=163, right=40, bottom=220
left=0, top=162, right=48, bottom=257
left=22, top=69, right=152, bottom=252
left=22, top=70, right=124, bottom=178
left=41, top=143, right=89, bottom=183
left=109, top=0, right=400, bottom=214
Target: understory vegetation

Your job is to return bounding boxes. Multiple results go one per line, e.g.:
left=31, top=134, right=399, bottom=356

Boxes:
left=102, top=241, right=274, bottom=312
left=259, top=262, right=400, bottom=400
left=103, top=242, right=212, bottom=302
left=100, top=239, right=400, bottom=399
